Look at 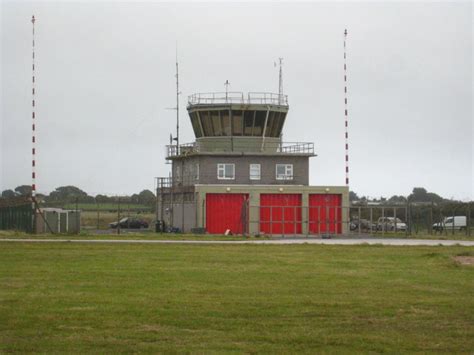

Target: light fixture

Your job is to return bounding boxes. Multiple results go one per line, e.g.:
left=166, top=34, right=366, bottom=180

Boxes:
left=226, top=187, right=231, bottom=192
left=279, top=187, right=284, bottom=192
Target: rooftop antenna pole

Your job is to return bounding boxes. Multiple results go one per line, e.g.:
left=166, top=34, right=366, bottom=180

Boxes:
left=31, top=15, right=37, bottom=199
left=278, top=57, right=283, bottom=104
left=175, top=43, right=180, bottom=154
left=224, top=80, right=230, bottom=103
left=343, top=29, right=350, bottom=187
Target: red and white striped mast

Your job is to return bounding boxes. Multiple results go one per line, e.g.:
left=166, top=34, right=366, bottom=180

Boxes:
left=343, top=29, right=350, bottom=187
left=31, top=15, right=37, bottom=199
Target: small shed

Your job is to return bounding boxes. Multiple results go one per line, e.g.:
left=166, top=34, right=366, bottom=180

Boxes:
left=36, top=208, right=81, bottom=234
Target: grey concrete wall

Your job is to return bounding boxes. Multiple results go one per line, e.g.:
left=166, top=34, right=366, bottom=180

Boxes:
left=172, top=155, right=309, bottom=186
left=168, top=202, right=196, bottom=233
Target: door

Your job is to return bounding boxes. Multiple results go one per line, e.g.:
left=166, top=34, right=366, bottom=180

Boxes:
left=206, top=193, right=248, bottom=234
left=260, top=194, right=302, bottom=235
left=309, top=194, right=342, bottom=234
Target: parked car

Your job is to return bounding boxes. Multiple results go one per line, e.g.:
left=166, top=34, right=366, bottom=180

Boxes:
left=376, top=217, right=407, bottom=231
left=350, top=218, right=376, bottom=231
left=109, top=217, right=149, bottom=229
left=432, top=216, right=466, bottom=231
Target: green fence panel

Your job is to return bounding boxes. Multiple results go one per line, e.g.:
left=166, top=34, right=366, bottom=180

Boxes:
left=0, top=204, right=33, bottom=233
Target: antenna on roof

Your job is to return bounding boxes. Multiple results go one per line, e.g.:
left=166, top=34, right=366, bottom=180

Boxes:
left=343, top=29, right=350, bottom=187
left=278, top=57, right=283, bottom=104
left=224, top=80, right=230, bottom=102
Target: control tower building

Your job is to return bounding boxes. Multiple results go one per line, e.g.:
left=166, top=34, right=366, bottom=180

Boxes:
left=157, top=91, right=348, bottom=235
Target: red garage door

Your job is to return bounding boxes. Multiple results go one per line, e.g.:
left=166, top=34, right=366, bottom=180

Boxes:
left=309, top=194, right=342, bottom=234
left=260, top=194, right=302, bottom=235
left=206, top=193, right=248, bottom=234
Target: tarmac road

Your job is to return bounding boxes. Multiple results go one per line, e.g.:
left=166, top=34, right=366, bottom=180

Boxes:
left=1, top=238, right=473, bottom=246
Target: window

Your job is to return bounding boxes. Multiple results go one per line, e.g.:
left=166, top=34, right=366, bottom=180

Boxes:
left=195, top=163, right=199, bottom=180
left=211, top=111, right=222, bottom=136
left=276, top=164, right=293, bottom=180
left=190, top=112, right=203, bottom=138
left=217, top=163, right=235, bottom=180
left=232, top=110, right=243, bottom=136
left=253, top=111, right=266, bottom=136
left=249, top=164, right=261, bottom=180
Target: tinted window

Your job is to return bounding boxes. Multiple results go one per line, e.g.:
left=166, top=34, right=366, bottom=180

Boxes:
left=244, top=111, right=254, bottom=135
left=253, top=111, right=266, bottom=136
left=200, top=111, right=214, bottom=136
left=190, top=112, right=202, bottom=138
left=232, top=110, right=243, bottom=136
left=220, top=110, right=231, bottom=136
left=210, top=111, right=222, bottom=136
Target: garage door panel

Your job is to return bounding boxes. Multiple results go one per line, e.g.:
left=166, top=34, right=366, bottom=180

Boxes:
left=309, top=194, right=342, bottom=234
left=260, top=194, right=302, bottom=235
left=206, top=193, right=248, bottom=234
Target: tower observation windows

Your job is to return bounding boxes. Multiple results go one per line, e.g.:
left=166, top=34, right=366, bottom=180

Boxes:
left=211, top=111, right=222, bottom=136
left=253, top=111, right=266, bottom=136
left=200, top=111, right=213, bottom=136
left=221, top=110, right=231, bottom=136
left=190, top=112, right=203, bottom=138
left=244, top=111, right=255, bottom=135
left=189, top=109, right=286, bottom=138
left=232, top=110, right=243, bottom=136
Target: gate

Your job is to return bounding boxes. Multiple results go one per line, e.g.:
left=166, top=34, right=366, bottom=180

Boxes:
left=309, top=194, right=342, bottom=234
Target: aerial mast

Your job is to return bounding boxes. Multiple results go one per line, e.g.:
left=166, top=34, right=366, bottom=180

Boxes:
left=224, top=80, right=230, bottom=102
left=175, top=44, right=180, bottom=154
left=31, top=15, right=37, bottom=199
left=343, top=29, right=350, bottom=187
left=278, top=57, right=283, bottom=104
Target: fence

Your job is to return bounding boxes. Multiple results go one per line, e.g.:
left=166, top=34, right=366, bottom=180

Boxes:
left=160, top=197, right=473, bottom=237
left=0, top=197, right=33, bottom=233
left=3, top=194, right=470, bottom=237
left=39, top=198, right=155, bottom=232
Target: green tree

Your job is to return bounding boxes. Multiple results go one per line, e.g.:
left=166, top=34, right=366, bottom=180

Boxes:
left=137, top=190, right=155, bottom=206
left=14, top=185, right=32, bottom=196
left=1, top=189, right=16, bottom=198
left=349, top=191, right=359, bottom=202
left=47, top=186, right=93, bottom=203
left=95, top=194, right=110, bottom=203
left=408, top=187, right=444, bottom=203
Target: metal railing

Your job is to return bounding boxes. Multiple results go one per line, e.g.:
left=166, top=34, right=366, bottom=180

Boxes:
left=279, top=142, right=314, bottom=154
left=188, top=92, right=289, bottom=106
left=166, top=141, right=314, bottom=157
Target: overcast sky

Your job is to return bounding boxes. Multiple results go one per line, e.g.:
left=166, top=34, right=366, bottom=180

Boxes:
left=1, top=1, right=472, bottom=200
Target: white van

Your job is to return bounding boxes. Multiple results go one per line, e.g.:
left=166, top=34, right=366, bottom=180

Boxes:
left=432, top=216, right=467, bottom=231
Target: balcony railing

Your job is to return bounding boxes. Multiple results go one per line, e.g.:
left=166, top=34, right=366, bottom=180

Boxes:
left=166, top=141, right=314, bottom=158
left=188, top=92, right=289, bottom=106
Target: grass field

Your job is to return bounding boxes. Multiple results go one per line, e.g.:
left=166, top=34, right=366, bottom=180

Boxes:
left=1, top=243, right=473, bottom=353
left=0, top=229, right=473, bottom=241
